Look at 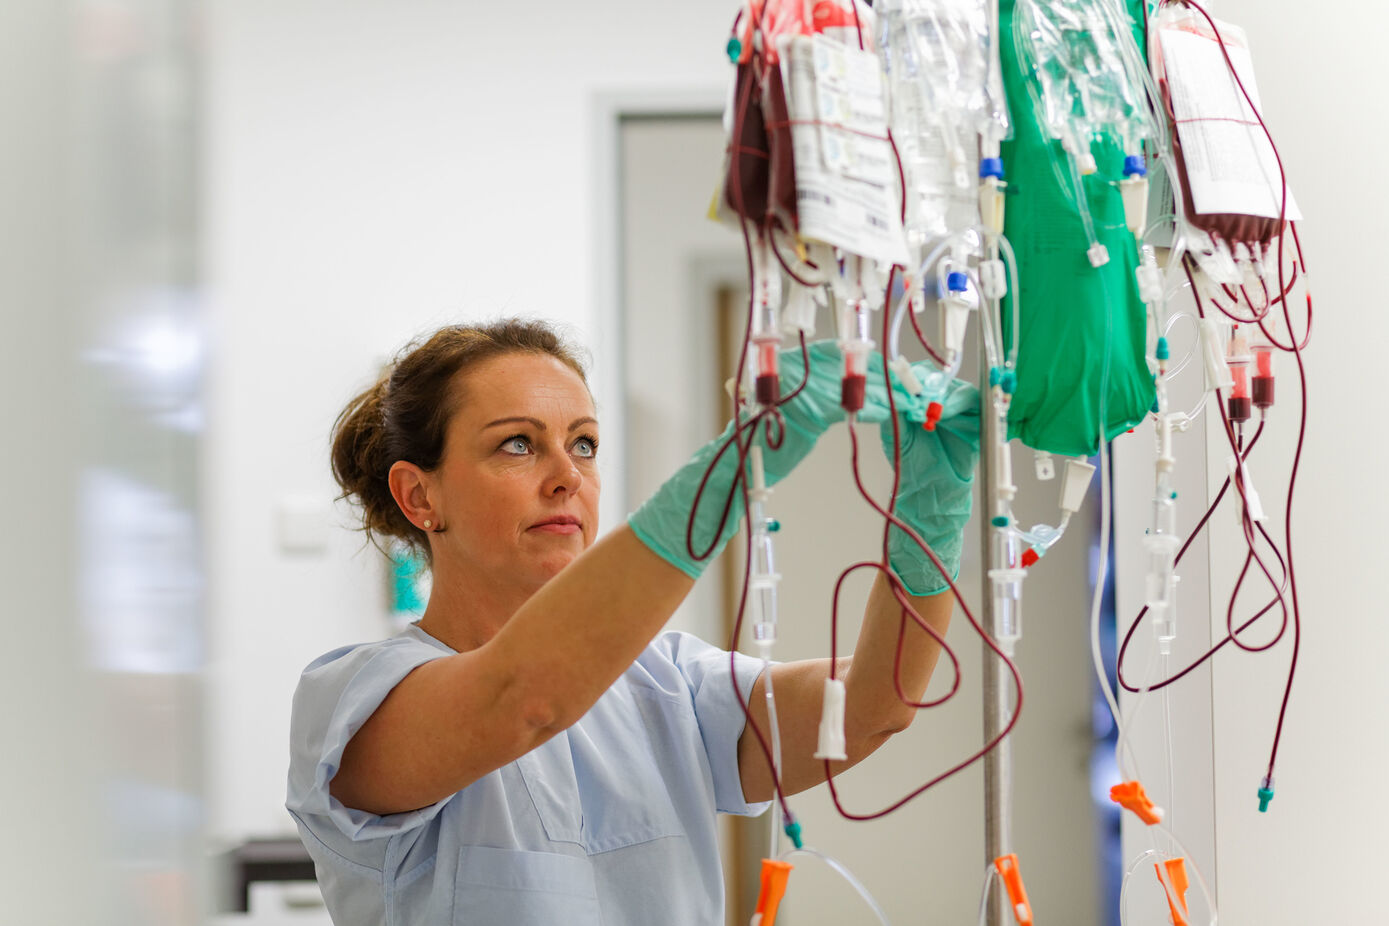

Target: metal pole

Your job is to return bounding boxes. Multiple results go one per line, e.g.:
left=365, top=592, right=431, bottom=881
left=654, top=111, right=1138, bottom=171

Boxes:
left=980, top=284, right=1011, bottom=926
left=980, top=0, right=1012, bottom=916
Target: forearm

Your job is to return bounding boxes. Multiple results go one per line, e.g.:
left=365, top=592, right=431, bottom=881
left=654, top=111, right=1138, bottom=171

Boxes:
left=841, top=571, right=953, bottom=740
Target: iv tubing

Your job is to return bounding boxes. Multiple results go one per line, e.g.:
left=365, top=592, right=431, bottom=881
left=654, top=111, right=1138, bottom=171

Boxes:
left=974, top=865, right=1000, bottom=926
left=888, top=237, right=954, bottom=360
left=761, top=643, right=785, bottom=859
left=778, top=846, right=892, bottom=926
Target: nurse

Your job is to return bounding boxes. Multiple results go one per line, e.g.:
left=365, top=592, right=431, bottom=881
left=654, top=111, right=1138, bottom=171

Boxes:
left=287, top=318, right=978, bottom=924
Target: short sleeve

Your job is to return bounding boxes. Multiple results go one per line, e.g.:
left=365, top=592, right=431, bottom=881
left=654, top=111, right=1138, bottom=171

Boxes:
left=286, top=634, right=452, bottom=848
left=654, top=631, right=771, bottom=817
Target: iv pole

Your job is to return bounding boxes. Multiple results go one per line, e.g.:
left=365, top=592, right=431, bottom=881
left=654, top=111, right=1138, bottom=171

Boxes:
left=979, top=330, right=1011, bottom=926
left=980, top=0, right=1012, bottom=918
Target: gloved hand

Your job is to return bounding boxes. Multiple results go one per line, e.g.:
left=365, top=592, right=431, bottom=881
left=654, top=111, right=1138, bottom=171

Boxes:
left=631, top=340, right=894, bottom=578
left=878, top=370, right=981, bottom=596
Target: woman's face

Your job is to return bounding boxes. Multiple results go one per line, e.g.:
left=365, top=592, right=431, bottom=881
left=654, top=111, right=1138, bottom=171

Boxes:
left=431, top=351, right=600, bottom=592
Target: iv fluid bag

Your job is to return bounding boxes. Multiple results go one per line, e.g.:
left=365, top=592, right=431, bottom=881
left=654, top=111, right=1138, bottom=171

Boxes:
left=879, top=0, right=1010, bottom=246
left=998, top=0, right=1155, bottom=456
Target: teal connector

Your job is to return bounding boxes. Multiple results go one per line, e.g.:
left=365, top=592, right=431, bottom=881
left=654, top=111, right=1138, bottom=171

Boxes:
left=726, top=38, right=741, bottom=62
left=991, top=515, right=1009, bottom=528
left=989, top=366, right=1002, bottom=387
left=784, top=820, right=804, bottom=849
left=767, top=519, right=781, bottom=533
left=1156, top=337, right=1170, bottom=361
left=1257, top=787, right=1274, bottom=812
left=1001, top=371, right=1017, bottom=395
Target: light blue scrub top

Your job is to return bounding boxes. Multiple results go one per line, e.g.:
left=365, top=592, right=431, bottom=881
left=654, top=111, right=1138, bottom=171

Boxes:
left=287, top=624, right=769, bottom=925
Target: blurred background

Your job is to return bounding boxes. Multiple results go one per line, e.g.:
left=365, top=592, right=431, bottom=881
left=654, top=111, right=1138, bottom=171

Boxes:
left=2, top=0, right=1383, bottom=923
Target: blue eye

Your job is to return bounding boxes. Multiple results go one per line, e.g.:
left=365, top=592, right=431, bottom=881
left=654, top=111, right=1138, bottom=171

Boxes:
left=572, top=437, right=598, bottom=459
left=501, top=436, right=531, bottom=455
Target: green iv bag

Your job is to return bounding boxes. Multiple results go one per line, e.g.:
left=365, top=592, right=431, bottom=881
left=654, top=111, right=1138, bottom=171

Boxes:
left=998, top=0, right=1155, bottom=457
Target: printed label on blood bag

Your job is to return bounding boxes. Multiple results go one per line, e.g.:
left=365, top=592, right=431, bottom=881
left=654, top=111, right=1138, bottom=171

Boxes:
left=786, top=36, right=909, bottom=265
left=1158, top=17, right=1301, bottom=221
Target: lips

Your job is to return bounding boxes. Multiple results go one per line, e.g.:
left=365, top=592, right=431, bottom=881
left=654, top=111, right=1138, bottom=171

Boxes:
left=529, top=515, right=582, bottom=535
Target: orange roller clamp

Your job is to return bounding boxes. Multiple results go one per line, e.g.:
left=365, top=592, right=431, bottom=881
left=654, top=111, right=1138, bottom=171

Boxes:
left=1154, top=857, right=1190, bottom=926
left=993, top=853, right=1033, bottom=926
left=750, top=858, right=794, bottom=926
left=1110, top=780, right=1163, bottom=825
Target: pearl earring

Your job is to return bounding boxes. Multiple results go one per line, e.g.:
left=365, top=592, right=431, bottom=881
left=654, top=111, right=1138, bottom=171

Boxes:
left=422, top=520, right=432, bottom=530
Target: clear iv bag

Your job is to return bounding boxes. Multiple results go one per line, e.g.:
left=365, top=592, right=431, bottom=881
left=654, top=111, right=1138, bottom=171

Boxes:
left=877, top=0, right=1011, bottom=246
left=1013, top=0, right=1155, bottom=158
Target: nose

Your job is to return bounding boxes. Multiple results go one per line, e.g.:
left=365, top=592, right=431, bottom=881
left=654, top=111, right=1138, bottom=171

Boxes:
left=541, top=449, right=583, bottom=498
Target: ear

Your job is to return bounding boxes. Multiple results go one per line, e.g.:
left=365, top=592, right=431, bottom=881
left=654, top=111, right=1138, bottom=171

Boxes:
left=388, top=460, right=439, bottom=531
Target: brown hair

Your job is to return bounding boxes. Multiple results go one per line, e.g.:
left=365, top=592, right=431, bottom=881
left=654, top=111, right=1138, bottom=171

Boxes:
left=331, top=318, right=589, bottom=561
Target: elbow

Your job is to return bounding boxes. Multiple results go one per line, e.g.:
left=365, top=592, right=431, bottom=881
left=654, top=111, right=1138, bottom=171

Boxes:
left=886, top=708, right=916, bottom=736
left=845, top=708, right=915, bottom=762
left=507, top=664, right=579, bottom=741
left=876, top=706, right=916, bottom=739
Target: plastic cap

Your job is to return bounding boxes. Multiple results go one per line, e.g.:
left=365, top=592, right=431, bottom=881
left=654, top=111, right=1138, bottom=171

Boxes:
left=989, top=366, right=1002, bottom=387
left=923, top=401, right=943, bottom=431
left=1257, top=786, right=1274, bottom=812
left=991, top=516, right=1009, bottom=528
left=1123, top=154, right=1148, bottom=178
left=783, top=819, right=803, bottom=849
left=813, top=678, right=848, bottom=761
left=726, top=37, right=742, bottom=62
left=1001, top=371, right=1017, bottom=395
left=1060, top=458, right=1097, bottom=513
left=1021, top=548, right=1039, bottom=568
left=1156, top=336, right=1170, bottom=361
left=946, top=271, right=969, bottom=293
left=979, top=157, right=1005, bottom=180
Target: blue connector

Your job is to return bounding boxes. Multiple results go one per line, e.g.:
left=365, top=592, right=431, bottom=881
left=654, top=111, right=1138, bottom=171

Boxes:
left=1123, top=154, right=1148, bottom=178
left=946, top=271, right=969, bottom=293
left=979, top=157, right=1005, bottom=180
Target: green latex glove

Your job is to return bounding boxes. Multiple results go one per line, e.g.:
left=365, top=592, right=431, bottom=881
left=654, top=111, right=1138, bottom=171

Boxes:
left=879, top=370, right=981, bottom=595
left=631, top=340, right=893, bottom=579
